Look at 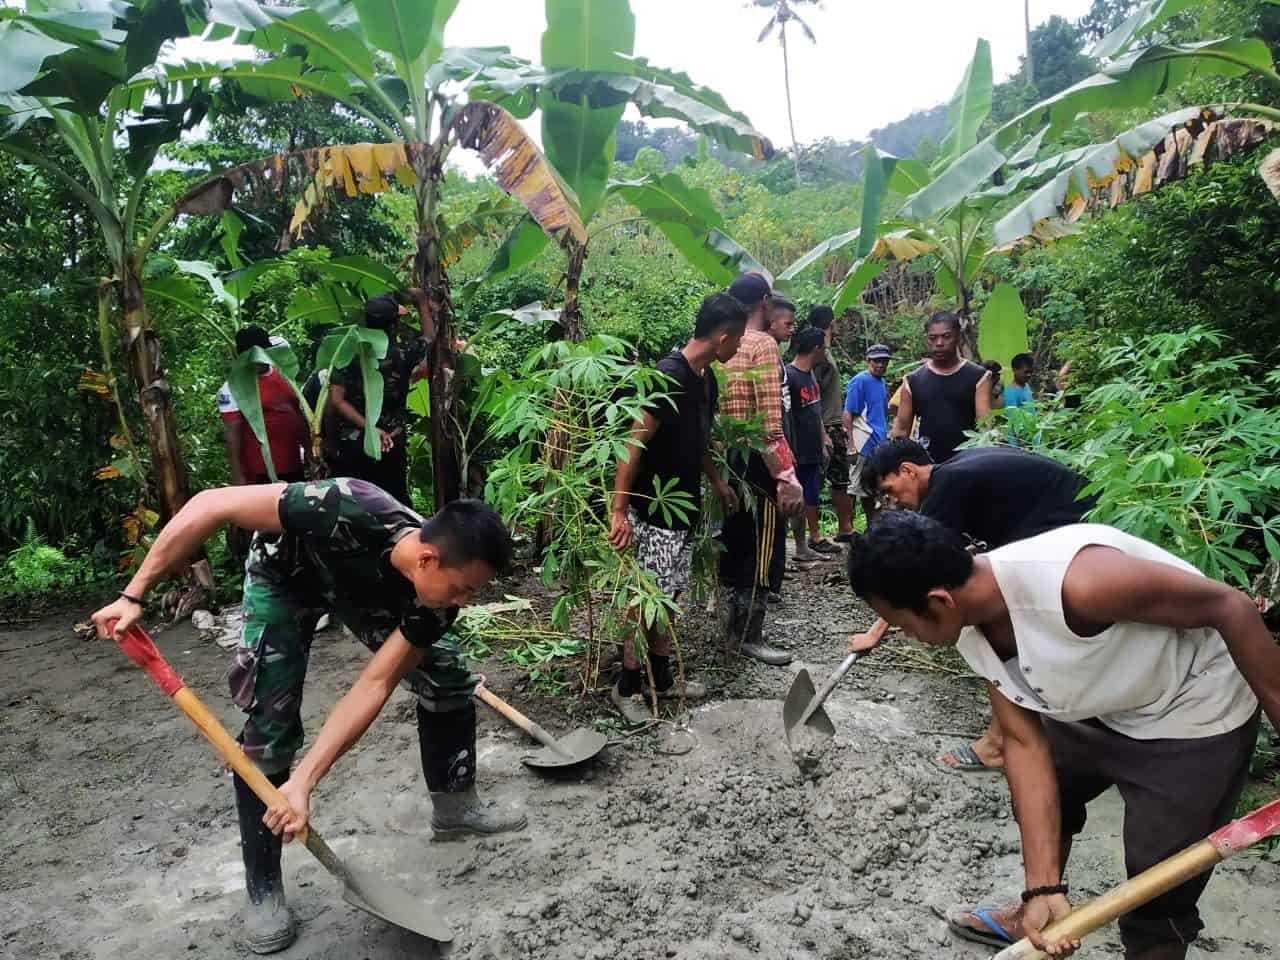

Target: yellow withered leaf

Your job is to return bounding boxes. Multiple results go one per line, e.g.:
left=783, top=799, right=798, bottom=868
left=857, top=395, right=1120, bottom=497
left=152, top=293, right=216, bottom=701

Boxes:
left=449, top=102, right=588, bottom=247
left=95, top=465, right=123, bottom=481
left=78, top=370, right=111, bottom=398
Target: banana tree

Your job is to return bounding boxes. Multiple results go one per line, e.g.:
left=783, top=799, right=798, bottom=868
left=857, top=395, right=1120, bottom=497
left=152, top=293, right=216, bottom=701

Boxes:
left=143, top=0, right=596, bottom=506
left=471, top=0, right=774, bottom=340
left=779, top=11, right=1280, bottom=345
left=0, top=0, right=216, bottom=604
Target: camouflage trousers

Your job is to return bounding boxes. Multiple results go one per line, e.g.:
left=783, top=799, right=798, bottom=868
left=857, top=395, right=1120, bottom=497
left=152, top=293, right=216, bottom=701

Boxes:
left=228, top=573, right=477, bottom=777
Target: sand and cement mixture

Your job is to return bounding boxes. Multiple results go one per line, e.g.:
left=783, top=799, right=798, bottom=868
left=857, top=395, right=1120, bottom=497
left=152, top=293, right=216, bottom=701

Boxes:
left=3, top=575, right=1279, bottom=959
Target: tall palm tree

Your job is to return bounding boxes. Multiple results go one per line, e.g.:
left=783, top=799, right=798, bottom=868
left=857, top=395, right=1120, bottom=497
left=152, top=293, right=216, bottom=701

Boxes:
left=1025, top=0, right=1036, bottom=85
left=754, top=0, right=819, bottom=183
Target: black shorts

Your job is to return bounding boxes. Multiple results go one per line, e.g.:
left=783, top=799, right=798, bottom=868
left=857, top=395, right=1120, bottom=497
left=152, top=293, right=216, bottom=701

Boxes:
left=1046, top=713, right=1259, bottom=953
left=823, top=423, right=849, bottom=494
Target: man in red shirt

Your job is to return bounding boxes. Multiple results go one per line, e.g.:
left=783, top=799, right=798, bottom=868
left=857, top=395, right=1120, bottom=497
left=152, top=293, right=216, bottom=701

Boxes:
left=218, top=327, right=309, bottom=486
left=218, top=327, right=309, bottom=557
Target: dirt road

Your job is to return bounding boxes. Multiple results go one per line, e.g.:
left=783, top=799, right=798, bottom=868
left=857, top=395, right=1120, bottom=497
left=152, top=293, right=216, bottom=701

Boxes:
left=2, top=573, right=1278, bottom=959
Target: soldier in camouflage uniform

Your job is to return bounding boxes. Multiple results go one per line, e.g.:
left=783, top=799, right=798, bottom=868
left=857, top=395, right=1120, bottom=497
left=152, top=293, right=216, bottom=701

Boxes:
left=92, top=478, right=520, bottom=955
left=329, top=291, right=434, bottom=504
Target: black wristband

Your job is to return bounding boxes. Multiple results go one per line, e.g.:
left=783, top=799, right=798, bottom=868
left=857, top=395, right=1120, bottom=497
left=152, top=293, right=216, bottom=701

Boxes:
left=119, top=591, right=145, bottom=607
left=1021, top=884, right=1068, bottom=903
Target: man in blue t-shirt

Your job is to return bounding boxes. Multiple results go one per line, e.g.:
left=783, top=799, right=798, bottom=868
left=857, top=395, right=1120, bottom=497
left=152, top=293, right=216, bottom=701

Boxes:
left=1003, top=352, right=1037, bottom=446
left=843, top=343, right=891, bottom=523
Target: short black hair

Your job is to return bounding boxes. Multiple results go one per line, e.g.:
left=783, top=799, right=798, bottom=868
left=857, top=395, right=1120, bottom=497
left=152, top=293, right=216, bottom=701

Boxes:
left=693, top=292, right=748, bottom=339
left=772, top=295, right=796, bottom=314
left=420, top=499, right=513, bottom=574
left=983, top=360, right=1002, bottom=375
left=235, top=326, right=271, bottom=354
left=807, top=304, right=835, bottom=330
left=926, top=311, right=962, bottom=333
left=791, top=327, right=825, bottom=355
left=847, top=511, right=973, bottom=615
left=861, top=438, right=932, bottom=496
left=1011, top=352, right=1034, bottom=371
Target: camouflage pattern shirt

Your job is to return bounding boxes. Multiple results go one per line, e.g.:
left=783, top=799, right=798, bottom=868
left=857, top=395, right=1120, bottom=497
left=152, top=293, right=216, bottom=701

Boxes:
left=247, top=478, right=455, bottom=650
left=332, top=333, right=429, bottom=451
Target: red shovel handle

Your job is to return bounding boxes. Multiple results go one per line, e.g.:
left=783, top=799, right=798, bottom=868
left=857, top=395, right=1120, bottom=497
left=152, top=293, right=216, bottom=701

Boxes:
left=115, top=623, right=185, bottom=696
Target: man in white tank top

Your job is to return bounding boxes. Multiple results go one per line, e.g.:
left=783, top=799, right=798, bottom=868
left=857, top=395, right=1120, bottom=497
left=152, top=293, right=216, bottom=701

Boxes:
left=847, top=512, right=1278, bottom=960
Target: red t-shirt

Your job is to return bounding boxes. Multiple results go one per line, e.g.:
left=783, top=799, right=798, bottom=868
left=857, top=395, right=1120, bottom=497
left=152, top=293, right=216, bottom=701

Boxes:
left=217, top=368, right=306, bottom=479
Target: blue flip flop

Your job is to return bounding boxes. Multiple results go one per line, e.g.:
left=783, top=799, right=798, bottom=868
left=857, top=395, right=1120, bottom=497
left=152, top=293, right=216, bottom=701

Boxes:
left=947, top=906, right=1015, bottom=948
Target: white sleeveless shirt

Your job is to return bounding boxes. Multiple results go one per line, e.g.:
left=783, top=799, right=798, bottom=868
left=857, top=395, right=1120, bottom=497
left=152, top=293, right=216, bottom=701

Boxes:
left=956, top=524, right=1257, bottom=740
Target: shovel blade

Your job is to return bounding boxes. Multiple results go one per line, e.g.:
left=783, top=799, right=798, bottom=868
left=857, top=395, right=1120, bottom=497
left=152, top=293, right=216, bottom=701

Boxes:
left=341, top=861, right=455, bottom=943
left=521, top=727, right=609, bottom=769
left=782, top=668, right=836, bottom=753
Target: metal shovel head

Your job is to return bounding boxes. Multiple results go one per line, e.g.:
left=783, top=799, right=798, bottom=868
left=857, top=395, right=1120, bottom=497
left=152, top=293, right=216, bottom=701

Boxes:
left=782, top=667, right=836, bottom=753
left=340, top=860, right=455, bottom=943
left=520, top=727, right=609, bottom=769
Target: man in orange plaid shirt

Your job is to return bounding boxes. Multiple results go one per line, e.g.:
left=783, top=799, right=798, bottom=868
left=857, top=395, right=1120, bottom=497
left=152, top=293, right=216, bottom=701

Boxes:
left=719, top=273, right=805, bottom=665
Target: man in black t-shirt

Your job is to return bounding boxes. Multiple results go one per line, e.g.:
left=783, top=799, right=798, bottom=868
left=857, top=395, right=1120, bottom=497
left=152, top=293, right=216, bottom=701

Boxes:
left=785, top=328, right=834, bottom=563
left=609, top=294, right=746, bottom=723
left=892, top=312, right=991, bottom=463
left=855, top=439, right=1097, bottom=772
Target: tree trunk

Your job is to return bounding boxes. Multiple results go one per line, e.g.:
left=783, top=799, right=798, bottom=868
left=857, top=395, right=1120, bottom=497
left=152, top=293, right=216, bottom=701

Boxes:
left=118, top=256, right=214, bottom=610
left=780, top=26, right=802, bottom=185
left=1024, top=0, right=1035, bottom=86
left=561, top=240, right=587, bottom=342
left=414, top=146, right=462, bottom=507
left=120, top=257, right=191, bottom=523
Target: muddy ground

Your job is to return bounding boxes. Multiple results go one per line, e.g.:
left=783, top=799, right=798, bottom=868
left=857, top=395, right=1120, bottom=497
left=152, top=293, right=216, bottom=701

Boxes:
left=3, top=554, right=1279, bottom=960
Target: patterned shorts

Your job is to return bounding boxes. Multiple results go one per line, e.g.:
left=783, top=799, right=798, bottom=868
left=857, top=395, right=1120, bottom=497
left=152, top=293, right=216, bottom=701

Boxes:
left=629, top=509, right=694, bottom=596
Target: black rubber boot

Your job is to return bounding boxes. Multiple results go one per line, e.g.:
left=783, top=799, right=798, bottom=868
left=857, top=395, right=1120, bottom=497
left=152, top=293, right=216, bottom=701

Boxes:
left=234, top=769, right=296, bottom=954
left=741, top=593, right=792, bottom=666
left=418, top=702, right=527, bottom=838
left=720, top=587, right=749, bottom=664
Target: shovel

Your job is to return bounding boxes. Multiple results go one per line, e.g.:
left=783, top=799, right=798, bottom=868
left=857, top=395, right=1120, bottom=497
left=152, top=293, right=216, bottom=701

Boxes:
left=113, top=625, right=454, bottom=943
left=474, top=684, right=608, bottom=770
left=992, top=795, right=1280, bottom=959
left=783, top=651, right=863, bottom=757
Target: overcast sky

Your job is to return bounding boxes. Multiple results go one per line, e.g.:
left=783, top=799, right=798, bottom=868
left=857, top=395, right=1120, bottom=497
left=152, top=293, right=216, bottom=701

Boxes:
left=445, top=0, right=1099, bottom=146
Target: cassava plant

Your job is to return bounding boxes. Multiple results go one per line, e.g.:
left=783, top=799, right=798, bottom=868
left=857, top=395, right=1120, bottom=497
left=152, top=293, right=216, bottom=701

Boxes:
left=482, top=335, right=698, bottom=707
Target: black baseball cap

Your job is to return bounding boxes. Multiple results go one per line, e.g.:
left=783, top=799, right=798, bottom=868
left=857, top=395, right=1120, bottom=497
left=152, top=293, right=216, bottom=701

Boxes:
left=866, top=344, right=892, bottom=360
left=727, top=272, right=772, bottom=308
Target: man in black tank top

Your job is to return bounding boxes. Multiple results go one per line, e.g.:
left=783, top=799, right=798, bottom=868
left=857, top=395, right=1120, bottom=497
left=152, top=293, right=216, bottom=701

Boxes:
left=892, top=312, right=991, bottom=462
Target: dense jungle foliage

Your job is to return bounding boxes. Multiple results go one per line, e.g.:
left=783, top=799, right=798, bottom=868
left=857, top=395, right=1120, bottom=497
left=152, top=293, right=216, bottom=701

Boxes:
left=4, top=0, right=1280, bottom=619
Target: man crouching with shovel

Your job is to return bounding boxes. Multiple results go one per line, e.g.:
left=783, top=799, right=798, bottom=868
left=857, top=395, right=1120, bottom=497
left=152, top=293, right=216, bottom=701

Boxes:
left=92, top=479, right=523, bottom=953
left=846, top=511, right=1280, bottom=960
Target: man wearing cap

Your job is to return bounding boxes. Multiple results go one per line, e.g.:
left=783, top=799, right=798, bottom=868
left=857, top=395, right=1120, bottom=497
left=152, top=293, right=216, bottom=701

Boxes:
left=719, top=273, right=805, bottom=666
left=329, top=289, right=436, bottom=505
left=843, top=343, right=892, bottom=524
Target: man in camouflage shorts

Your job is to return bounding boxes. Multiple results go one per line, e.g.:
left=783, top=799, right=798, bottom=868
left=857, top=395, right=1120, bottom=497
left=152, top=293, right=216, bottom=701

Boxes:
left=93, top=478, right=519, bottom=954
left=608, top=293, right=746, bottom=723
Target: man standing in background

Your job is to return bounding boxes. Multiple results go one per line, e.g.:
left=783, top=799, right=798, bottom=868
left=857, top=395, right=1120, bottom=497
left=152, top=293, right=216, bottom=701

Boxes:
left=720, top=273, right=804, bottom=666
left=807, top=305, right=857, bottom=545
left=843, top=343, right=892, bottom=524
left=892, top=312, right=990, bottom=463
left=329, top=289, right=436, bottom=506
left=785, top=328, right=833, bottom=563
left=218, top=326, right=309, bottom=559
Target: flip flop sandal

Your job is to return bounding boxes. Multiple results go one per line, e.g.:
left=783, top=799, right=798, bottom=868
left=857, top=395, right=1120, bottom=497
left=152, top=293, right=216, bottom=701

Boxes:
left=833, top=532, right=854, bottom=543
left=939, top=743, right=1002, bottom=773
left=809, top=539, right=841, bottom=554
left=947, top=907, right=1016, bottom=948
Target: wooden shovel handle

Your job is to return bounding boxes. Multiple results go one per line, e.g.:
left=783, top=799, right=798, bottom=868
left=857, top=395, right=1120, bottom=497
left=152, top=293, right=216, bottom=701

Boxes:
left=114, top=625, right=311, bottom=845
left=993, top=796, right=1280, bottom=959
left=473, top=684, right=565, bottom=753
